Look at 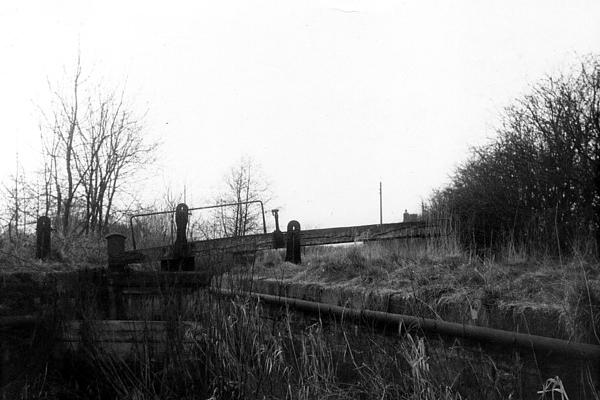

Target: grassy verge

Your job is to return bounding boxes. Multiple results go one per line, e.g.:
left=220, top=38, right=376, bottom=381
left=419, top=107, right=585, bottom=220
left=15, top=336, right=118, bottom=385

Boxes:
left=252, top=237, right=600, bottom=343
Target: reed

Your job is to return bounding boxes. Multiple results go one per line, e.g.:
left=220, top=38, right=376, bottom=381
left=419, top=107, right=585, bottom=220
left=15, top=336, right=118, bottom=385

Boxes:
left=11, top=279, right=552, bottom=400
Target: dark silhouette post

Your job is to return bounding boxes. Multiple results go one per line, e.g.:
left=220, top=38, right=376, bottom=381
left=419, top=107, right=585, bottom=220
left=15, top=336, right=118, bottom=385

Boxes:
left=106, top=233, right=127, bottom=271
left=173, top=203, right=189, bottom=259
left=271, top=209, right=285, bottom=248
left=285, top=220, right=301, bottom=264
left=162, top=203, right=195, bottom=271
left=35, top=216, right=52, bottom=260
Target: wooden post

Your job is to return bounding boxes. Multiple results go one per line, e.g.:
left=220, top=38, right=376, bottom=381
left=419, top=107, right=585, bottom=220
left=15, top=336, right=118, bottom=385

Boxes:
left=36, top=216, right=52, bottom=260
left=106, top=233, right=127, bottom=271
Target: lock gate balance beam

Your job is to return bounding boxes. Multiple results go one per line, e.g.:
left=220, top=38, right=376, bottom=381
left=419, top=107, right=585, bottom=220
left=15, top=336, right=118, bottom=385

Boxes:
left=110, top=219, right=440, bottom=269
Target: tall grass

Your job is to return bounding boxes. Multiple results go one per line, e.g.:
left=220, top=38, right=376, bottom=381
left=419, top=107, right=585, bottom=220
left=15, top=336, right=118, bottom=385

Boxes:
left=2, top=217, right=597, bottom=399
left=5, top=263, right=596, bottom=399
left=12, top=284, right=518, bottom=400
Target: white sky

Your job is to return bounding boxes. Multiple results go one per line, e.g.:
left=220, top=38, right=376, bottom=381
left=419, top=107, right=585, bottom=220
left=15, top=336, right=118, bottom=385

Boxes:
left=1, top=1, right=599, bottom=229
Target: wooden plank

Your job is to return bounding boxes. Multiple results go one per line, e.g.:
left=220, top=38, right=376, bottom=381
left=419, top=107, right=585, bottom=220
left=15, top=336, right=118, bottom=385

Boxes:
left=190, top=233, right=272, bottom=253
left=124, top=221, right=438, bottom=261
left=62, top=320, right=198, bottom=357
left=63, top=320, right=197, bottom=343
left=108, top=271, right=212, bottom=288
left=0, top=315, right=37, bottom=329
left=299, top=221, right=434, bottom=246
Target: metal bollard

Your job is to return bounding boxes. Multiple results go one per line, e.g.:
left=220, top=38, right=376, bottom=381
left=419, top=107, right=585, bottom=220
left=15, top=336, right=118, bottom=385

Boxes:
left=173, top=203, right=189, bottom=258
left=285, top=220, right=301, bottom=264
left=271, top=209, right=285, bottom=249
left=106, top=233, right=127, bottom=271
left=162, top=203, right=194, bottom=271
left=35, top=216, right=51, bottom=260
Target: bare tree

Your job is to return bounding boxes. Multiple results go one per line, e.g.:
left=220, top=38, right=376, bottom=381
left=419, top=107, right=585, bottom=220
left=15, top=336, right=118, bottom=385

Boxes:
left=77, top=88, right=156, bottom=234
left=2, top=154, right=38, bottom=245
left=215, top=157, right=270, bottom=237
left=430, top=56, right=600, bottom=255
left=41, top=55, right=157, bottom=236
left=43, top=56, right=83, bottom=234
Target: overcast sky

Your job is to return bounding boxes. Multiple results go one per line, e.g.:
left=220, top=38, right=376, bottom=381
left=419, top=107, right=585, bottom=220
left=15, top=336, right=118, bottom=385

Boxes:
left=1, top=1, right=599, bottom=229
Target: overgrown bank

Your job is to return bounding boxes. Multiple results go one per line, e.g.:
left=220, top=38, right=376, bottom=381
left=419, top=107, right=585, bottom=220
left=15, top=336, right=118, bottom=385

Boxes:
left=251, top=240, right=600, bottom=344
left=425, top=56, right=600, bottom=257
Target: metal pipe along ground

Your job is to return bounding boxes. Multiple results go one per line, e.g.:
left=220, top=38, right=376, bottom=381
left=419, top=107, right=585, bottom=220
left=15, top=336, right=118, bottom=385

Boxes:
left=212, top=288, right=600, bottom=360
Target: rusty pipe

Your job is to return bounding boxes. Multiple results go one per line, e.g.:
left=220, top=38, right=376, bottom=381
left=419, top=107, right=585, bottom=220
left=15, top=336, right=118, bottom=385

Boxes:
left=212, top=288, right=600, bottom=360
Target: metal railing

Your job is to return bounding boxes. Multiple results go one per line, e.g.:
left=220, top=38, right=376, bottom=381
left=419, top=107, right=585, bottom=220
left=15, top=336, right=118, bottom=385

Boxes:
left=129, top=200, right=267, bottom=250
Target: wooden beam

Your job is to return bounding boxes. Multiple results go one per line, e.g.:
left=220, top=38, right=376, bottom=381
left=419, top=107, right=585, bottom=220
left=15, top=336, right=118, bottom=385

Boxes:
left=62, top=320, right=199, bottom=356
left=107, top=271, right=213, bottom=288
left=0, top=315, right=37, bottom=329
left=299, top=221, right=434, bottom=246
left=124, top=221, right=438, bottom=262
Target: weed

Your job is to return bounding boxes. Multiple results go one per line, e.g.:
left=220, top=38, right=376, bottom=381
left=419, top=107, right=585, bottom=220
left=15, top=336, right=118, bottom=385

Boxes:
left=537, top=376, right=570, bottom=400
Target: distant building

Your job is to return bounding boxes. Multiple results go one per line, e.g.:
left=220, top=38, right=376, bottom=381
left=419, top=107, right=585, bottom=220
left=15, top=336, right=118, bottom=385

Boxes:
left=403, top=209, right=419, bottom=222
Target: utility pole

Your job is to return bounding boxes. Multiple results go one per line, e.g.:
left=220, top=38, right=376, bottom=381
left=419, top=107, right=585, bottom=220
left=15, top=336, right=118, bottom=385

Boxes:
left=379, top=181, right=383, bottom=225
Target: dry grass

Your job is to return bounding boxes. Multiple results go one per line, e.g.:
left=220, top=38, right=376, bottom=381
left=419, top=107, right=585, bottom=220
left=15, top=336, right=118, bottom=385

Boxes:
left=15, top=287, right=527, bottom=400
left=3, top=266, right=592, bottom=400
left=5, top=288, right=465, bottom=399
left=254, top=237, right=599, bottom=306
left=251, top=236, right=600, bottom=349
left=1, top=227, right=598, bottom=399
left=0, top=230, right=106, bottom=274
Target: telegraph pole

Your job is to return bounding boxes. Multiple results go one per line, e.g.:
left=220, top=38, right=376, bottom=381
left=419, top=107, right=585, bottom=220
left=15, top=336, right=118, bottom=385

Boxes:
left=379, top=181, right=383, bottom=225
